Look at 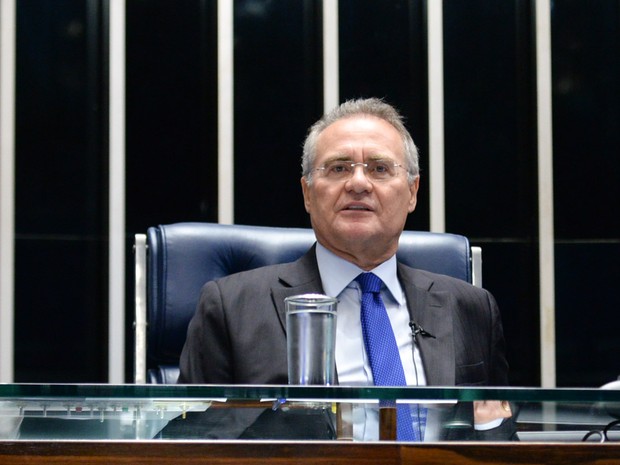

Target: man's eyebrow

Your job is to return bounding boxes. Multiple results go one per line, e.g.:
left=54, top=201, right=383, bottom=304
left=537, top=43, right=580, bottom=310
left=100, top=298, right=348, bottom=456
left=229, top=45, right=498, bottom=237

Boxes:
left=366, top=153, right=389, bottom=160
left=324, top=153, right=394, bottom=161
left=322, top=154, right=353, bottom=163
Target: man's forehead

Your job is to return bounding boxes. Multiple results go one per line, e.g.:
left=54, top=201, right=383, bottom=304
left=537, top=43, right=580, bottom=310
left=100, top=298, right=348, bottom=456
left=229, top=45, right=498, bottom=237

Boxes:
left=316, top=116, right=404, bottom=159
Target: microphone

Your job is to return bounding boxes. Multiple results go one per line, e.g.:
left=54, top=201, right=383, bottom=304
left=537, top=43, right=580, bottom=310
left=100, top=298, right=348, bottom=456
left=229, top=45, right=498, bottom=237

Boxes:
left=409, top=321, right=436, bottom=341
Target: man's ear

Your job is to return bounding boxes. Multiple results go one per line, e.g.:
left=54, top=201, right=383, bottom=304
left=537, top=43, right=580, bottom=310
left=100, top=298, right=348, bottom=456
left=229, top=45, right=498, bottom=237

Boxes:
left=407, top=175, right=420, bottom=213
left=301, top=176, right=311, bottom=213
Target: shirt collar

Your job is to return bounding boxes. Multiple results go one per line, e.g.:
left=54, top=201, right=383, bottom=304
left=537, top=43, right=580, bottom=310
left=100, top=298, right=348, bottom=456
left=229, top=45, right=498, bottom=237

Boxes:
left=315, top=242, right=404, bottom=305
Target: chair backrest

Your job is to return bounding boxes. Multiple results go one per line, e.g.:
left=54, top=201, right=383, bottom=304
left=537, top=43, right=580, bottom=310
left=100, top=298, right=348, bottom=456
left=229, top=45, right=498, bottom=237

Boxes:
left=134, top=222, right=480, bottom=384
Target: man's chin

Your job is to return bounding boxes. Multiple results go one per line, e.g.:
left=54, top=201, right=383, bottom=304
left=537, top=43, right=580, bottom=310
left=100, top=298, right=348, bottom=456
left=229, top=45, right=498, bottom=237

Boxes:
left=334, top=223, right=381, bottom=243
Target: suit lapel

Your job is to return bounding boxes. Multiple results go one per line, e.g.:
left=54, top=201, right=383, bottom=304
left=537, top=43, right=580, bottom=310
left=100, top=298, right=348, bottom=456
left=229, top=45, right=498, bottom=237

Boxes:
left=399, top=264, right=455, bottom=386
left=271, top=246, right=325, bottom=333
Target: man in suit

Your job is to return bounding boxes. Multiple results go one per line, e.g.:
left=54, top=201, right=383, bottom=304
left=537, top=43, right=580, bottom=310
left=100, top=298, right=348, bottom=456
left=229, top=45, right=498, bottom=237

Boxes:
left=178, top=97, right=514, bottom=440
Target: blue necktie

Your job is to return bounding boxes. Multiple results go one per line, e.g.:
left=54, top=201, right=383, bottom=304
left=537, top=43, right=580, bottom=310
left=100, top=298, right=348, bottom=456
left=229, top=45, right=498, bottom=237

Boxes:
left=356, top=272, right=422, bottom=441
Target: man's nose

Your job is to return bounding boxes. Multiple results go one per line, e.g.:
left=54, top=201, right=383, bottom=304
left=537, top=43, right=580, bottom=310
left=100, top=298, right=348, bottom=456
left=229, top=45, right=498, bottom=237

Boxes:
left=346, top=164, right=373, bottom=191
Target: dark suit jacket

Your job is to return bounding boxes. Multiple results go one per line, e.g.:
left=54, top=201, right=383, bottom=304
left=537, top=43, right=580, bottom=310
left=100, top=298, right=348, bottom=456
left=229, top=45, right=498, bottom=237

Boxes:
left=179, top=245, right=509, bottom=386
left=177, top=246, right=515, bottom=440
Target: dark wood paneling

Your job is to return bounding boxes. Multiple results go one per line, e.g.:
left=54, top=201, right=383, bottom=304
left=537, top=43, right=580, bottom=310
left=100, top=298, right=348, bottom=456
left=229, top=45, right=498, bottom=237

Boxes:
left=0, top=441, right=619, bottom=465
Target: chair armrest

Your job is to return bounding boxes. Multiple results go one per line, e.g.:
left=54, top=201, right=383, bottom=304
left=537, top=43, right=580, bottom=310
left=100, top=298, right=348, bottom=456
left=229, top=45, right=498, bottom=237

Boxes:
left=134, top=234, right=147, bottom=384
left=471, top=246, right=482, bottom=288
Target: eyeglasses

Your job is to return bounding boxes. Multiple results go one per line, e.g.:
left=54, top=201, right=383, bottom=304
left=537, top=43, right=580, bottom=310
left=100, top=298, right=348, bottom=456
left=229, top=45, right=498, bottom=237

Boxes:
left=582, top=419, right=620, bottom=442
left=313, top=159, right=408, bottom=182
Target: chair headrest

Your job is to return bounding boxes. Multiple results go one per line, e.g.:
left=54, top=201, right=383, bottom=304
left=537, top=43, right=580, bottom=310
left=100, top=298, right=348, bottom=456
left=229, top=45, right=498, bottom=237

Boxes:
left=146, top=222, right=471, bottom=368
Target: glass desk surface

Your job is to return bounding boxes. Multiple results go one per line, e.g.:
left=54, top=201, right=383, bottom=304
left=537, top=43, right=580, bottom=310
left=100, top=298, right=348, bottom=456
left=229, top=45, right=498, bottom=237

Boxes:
left=0, top=384, right=618, bottom=442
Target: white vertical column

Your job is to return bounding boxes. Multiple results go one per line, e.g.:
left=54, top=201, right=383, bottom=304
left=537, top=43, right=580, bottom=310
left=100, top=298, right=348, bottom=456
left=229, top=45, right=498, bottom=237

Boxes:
left=218, top=0, right=234, bottom=224
left=536, top=0, right=556, bottom=388
left=108, top=0, right=126, bottom=383
left=0, top=0, right=16, bottom=383
left=323, top=0, right=339, bottom=112
left=427, top=0, right=445, bottom=233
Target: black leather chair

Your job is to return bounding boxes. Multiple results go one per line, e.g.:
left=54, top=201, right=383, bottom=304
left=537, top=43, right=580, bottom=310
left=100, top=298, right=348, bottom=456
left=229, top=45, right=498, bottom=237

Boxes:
left=134, top=222, right=482, bottom=384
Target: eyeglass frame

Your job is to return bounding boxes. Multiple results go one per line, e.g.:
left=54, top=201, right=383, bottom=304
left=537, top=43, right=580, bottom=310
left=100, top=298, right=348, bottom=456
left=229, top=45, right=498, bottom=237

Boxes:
left=582, top=419, right=620, bottom=442
left=311, top=158, right=411, bottom=183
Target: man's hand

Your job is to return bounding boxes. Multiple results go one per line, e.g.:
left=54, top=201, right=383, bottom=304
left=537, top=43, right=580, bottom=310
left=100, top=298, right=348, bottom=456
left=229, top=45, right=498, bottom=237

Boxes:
left=474, top=400, right=512, bottom=425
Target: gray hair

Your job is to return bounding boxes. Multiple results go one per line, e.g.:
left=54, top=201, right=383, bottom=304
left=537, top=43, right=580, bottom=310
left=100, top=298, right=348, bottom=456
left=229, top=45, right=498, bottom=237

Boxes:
left=301, top=97, right=420, bottom=184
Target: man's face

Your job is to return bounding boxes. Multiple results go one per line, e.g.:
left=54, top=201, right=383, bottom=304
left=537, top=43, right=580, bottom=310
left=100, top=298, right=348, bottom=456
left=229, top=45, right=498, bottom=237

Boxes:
left=301, top=115, right=419, bottom=268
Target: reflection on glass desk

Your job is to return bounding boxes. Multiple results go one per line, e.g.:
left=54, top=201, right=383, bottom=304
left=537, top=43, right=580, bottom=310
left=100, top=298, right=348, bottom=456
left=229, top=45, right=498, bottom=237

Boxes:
left=0, top=384, right=618, bottom=442
left=517, top=402, right=619, bottom=442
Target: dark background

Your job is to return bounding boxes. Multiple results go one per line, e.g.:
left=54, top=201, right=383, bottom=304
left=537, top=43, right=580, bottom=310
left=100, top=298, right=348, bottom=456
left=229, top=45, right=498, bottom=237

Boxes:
left=12, top=0, right=620, bottom=386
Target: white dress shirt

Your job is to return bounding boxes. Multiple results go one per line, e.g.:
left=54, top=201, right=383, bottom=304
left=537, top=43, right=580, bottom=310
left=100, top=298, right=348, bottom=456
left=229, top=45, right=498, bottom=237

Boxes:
left=315, top=243, right=427, bottom=440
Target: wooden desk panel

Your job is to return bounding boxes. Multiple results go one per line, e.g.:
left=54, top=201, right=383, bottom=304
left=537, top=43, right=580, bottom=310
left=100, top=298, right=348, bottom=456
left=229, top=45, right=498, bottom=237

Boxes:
left=0, top=441, right=618, bottom=465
